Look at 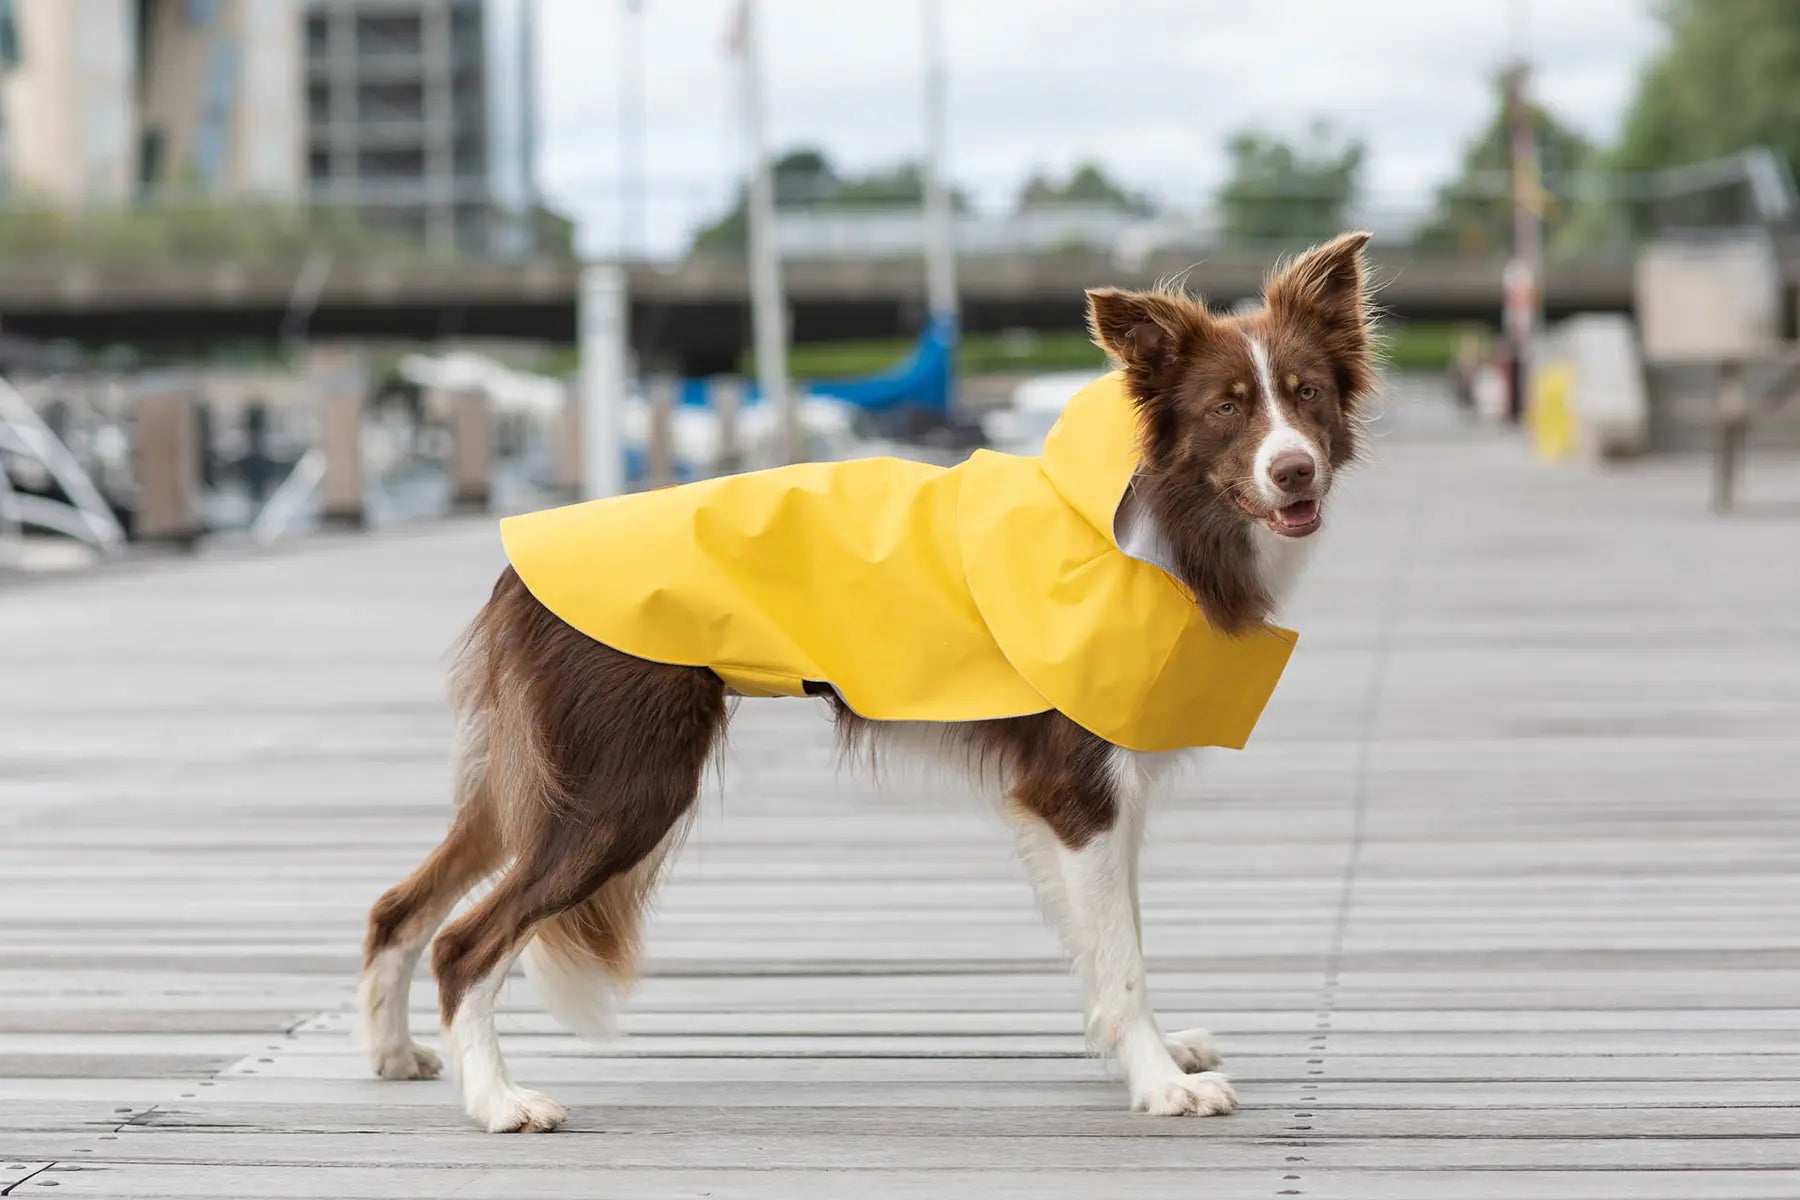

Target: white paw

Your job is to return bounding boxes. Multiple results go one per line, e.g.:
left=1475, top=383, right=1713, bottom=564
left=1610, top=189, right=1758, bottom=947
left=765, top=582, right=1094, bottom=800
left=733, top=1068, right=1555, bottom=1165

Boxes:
left=369, top=1041, right=443, bottom=1080
left=469, top=1087, right=568, bottom=1134
left=1133, top=1071, right=1237, bottom=1117
left=1165, top=1027, right=1223, bottom=1072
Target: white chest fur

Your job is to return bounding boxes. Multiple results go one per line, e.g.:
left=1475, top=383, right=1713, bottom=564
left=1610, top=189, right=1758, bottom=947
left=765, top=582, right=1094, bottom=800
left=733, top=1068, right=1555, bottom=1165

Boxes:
left=1116, top=485, right=1320, bottom=618
left=1109, top=508, right=1320, bottom=784
left=1249, top=521, right=1317, bottom=614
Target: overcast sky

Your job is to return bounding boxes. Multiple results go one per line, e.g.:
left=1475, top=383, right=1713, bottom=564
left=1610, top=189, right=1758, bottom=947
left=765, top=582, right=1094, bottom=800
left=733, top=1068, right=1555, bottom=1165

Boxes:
left=533, top=0, right=1666, bottom=259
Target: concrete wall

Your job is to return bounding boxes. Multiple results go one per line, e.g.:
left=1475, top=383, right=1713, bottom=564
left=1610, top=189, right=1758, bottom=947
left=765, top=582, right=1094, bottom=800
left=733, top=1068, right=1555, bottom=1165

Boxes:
left=3, top=0, right=303, bottom=204
left=1647, top=362, right=1800, bottom=452
left=140, top=0, right=304, bottom=198
left=3, top=0, right=136, bottom=202
left=234, top=0, right=305, bottom=198
left=1635, top=237, right=1799, bottom=451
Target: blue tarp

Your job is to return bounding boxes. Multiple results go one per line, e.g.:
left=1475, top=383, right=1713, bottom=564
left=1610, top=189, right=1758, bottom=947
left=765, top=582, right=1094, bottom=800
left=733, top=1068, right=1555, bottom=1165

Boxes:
left=678, top=317, right=957, bottom=413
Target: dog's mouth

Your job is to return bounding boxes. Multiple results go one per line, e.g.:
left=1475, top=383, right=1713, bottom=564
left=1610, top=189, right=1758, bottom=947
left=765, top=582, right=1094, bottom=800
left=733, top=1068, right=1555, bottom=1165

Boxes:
left=1235, top=494, right=1324, bottom=538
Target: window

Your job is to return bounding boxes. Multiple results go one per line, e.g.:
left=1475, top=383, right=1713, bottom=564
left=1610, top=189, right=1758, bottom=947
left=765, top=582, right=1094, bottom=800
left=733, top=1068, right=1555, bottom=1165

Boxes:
left=139, top=128, right=166, bottom=197
left=0, top=0, right=20, bottom=68
left=307, top=82, right=330, bottom=126
left=305, top=13, right=328, bottom=58
left=355, top=14, right=422, bottom=56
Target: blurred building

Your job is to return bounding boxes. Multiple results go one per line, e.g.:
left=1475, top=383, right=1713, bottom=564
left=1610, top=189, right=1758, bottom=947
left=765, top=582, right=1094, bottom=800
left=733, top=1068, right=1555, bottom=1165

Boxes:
left=0, top=0, right=302, bottom=204
left=0, top=0, right=541, bottom=255
left=304, top=0, right=539, bottom=254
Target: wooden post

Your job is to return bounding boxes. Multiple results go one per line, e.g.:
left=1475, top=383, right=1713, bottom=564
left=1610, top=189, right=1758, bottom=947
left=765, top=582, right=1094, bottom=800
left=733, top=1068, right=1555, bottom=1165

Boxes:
left=646, top=375, right=675, bottom=488
left=318, top=383, right=366, bottom=530
left=553, top=376, right=582, bottom=499
left=448, top=387, right=493, bottom=511
left=133, top=388, right=202, bottom=548
left=712, top=376, right=743, bottom=475
left=1712, top=361, right=1748, bottom=513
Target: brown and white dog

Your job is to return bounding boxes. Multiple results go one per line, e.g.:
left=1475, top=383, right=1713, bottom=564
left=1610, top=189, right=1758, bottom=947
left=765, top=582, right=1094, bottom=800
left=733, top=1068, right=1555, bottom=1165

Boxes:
left=359, top=232, right=1375, bottom=1131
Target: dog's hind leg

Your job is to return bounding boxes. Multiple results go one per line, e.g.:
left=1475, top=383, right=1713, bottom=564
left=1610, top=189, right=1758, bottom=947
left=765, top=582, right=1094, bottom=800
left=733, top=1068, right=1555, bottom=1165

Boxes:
left=359, top=797, right=502, bottom=1080
left=429, top=770, right=704, bottom=1133
left=360, top=584, right=510, bottom=1080
left=430, top=618, right=724, bottom=1131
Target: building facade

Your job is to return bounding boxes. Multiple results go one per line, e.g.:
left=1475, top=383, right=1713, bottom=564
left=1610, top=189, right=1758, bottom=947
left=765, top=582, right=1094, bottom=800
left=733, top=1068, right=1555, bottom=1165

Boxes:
left=0, top=0, right=538, bottom=255
left=304, top=0, right=539, bottom=255
left=0, top=0, right=302, bottom=204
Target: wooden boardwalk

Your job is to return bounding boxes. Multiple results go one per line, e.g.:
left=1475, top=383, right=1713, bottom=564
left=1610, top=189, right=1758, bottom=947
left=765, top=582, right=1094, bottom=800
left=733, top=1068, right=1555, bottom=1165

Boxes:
left=4, top=397, right=1800, bottom=1198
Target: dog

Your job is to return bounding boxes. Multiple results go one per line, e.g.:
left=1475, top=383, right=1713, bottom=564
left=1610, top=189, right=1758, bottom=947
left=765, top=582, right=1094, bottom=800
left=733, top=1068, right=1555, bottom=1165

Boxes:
left=359, top=231, right=1375, bottom=1132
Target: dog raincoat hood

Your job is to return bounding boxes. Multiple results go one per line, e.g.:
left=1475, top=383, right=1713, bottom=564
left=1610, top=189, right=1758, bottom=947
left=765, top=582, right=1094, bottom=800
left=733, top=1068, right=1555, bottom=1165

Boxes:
left=500, top=372, right=1297, bottom=752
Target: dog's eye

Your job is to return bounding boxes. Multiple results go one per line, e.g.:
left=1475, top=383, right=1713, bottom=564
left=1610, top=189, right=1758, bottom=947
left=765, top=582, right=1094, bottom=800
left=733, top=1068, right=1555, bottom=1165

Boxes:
left=1214, top=401, right=1237, bottom=416
left=1297, top=384, right=1320, bottom=402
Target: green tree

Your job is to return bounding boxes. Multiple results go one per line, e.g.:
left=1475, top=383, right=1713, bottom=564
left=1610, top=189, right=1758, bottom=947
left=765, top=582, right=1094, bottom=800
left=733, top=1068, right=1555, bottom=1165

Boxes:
left=1216, top=120, right=1364, bottom=243
left=691, top=148, right=834, bottom=253
left=1415, top=77, right=1595, bottom=257
left=1017, top=162, right=1152, bottom=214
left=769, top=148, right=837, bottom=204
left=1615, top=0, right=1800, bottom=174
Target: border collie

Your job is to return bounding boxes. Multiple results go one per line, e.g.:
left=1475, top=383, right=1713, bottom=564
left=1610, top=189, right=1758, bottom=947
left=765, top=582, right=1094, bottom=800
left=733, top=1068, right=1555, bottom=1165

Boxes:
left=359, top=231, right=1375, bottom=1131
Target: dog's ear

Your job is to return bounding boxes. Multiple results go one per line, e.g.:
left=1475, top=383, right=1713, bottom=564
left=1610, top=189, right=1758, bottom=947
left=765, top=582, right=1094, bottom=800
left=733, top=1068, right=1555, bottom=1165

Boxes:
left=1265, top=230, right=1371, bottom=324
left=1085, top=288, right=1211, bottom=375
left=1264, top=231, right=1375, bottom=402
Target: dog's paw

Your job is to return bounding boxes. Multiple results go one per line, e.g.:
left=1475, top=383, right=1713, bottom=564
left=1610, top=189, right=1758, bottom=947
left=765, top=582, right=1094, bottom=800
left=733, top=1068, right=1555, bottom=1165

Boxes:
left=470, top=1087, right=568, bottom=1134
left=1133, top=1071, right=1237, bottom=1117
left=369, top=1041, right=443, bottom=1081
left=1164, top=1028, right=1223, bottom=1073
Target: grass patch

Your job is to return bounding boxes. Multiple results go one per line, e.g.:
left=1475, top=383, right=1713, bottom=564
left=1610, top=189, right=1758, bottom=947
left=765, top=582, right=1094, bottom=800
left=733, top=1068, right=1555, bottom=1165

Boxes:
left=1382, top=322, right=1486, bottom=373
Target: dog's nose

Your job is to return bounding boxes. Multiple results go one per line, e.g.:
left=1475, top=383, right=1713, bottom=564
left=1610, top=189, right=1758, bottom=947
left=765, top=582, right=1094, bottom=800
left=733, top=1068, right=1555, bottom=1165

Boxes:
left=1267, top=451, right=1317, bottom=493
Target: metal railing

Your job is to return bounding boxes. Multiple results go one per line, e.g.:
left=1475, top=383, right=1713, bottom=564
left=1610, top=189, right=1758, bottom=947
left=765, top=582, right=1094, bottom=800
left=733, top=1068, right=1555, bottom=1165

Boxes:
left=0, top=375, right=128, bottom=554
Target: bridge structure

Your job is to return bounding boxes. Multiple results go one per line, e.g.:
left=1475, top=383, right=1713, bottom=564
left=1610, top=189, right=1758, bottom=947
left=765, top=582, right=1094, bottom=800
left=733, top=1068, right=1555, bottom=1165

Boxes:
left=0, top=249, right=1640, bottom=376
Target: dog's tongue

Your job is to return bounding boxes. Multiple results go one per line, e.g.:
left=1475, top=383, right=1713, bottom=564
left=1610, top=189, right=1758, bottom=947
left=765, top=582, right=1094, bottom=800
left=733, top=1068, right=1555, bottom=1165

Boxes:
left=1277, top=499, right=1319, bottom=527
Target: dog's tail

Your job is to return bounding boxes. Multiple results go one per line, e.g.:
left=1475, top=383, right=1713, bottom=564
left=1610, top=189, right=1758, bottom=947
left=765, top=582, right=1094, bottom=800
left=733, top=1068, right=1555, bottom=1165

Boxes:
left=520, top=814, right=691, bottom=1038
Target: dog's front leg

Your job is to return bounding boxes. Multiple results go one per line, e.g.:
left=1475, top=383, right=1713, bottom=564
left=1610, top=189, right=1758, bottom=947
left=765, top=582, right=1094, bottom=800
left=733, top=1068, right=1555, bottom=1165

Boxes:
left=1059, top=818, right=1236, bottom=1116
left=1010, top=745, right=1236, bottom=1118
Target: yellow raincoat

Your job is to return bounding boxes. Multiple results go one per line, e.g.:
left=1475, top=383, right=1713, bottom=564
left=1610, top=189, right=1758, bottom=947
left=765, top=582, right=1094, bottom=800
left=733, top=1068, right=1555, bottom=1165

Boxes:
left=500, top=372, right=1297, bottom=752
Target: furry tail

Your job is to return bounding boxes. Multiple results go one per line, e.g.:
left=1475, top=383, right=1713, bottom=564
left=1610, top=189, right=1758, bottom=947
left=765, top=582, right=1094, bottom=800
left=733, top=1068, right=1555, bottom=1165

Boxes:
left=520, top=926, right=630, bottom=1039
left=520, top=816, right=691, bottom=1038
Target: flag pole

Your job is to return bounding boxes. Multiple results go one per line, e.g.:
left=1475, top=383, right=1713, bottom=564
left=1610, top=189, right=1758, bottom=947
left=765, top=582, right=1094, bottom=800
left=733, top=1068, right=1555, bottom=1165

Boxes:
left=738, top=0, right=798, bottom=463
left=1501, top=0, right=1541, bottom=426
left=619, top=0, right=647, bottom=261
left=920, top=0, right=958, bottom=328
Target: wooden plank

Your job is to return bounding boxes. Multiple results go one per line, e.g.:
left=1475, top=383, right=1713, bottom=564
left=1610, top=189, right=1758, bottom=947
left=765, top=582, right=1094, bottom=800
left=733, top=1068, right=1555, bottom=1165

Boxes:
left=21, top=1165, right=1800, bottom=1200
left=216, top=1050, right=1800, bottom=1083
left=129, top=1102, right=1800, bottom=1139
left=48, top=1129, right=1800, bottom=1170
left=0, top=1162, right=55, bottom=1189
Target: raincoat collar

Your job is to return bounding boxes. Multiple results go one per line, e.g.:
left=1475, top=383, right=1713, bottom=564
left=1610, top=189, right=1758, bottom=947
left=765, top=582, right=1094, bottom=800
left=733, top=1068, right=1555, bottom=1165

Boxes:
left=1037, top=371, right=1146, bottom=553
